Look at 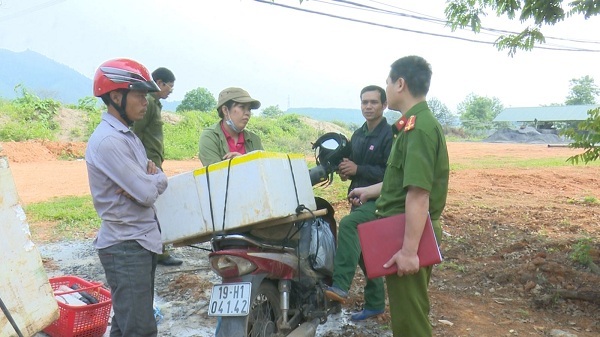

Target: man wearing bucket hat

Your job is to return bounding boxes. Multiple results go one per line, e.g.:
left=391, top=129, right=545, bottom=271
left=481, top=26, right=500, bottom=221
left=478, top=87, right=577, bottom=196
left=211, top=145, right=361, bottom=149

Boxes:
left=199, top=87, right=264, bottom=165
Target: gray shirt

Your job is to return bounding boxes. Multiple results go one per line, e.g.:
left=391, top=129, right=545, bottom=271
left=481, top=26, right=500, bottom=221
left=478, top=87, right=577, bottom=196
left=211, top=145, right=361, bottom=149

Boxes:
left=86, top=112, right=168, bottom=254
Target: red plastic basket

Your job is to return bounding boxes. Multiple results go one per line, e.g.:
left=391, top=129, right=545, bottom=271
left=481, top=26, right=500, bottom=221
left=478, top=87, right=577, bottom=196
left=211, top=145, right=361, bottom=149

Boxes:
left=43, top=276, right=112, bottom=337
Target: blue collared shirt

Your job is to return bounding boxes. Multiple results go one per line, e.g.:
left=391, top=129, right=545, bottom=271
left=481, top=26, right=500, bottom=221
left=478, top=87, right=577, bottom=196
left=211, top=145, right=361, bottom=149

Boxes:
left=86, top=112, right=168, bottom=254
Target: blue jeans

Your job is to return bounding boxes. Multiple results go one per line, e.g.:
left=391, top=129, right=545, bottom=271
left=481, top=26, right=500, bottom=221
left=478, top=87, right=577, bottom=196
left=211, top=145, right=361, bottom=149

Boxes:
left=98, top=240, right=158, bottom=337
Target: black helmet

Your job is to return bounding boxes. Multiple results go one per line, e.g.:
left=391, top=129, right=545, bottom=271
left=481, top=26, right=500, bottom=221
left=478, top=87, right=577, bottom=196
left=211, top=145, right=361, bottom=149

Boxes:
left=312, top=132, right=350, bottom=169
left=309, top=132, right=350, bottom=186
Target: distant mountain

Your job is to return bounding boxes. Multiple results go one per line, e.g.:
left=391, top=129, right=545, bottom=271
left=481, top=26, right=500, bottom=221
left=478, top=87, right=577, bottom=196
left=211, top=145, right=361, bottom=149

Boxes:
left=286, top=107, right=364, bottom=126
left=0, top=49, right=92, bottom=104
left=286, top=107, right=399, bottom=126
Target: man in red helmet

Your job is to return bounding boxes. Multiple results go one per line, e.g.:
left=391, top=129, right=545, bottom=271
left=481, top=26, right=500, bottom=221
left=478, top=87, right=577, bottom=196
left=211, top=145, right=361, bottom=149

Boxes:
left=86, top=58, right=167, bottom=337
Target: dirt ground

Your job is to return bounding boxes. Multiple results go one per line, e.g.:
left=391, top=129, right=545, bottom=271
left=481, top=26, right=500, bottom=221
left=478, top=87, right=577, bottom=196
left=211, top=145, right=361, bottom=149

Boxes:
left=2, top=140, right=599, bottom=337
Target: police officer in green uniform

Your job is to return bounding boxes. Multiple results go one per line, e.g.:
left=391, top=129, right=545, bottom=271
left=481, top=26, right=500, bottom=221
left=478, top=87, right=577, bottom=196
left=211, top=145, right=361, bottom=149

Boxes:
left=132, top=67, right=183, bottom=266
left=339, top=55, right=449, bottom=336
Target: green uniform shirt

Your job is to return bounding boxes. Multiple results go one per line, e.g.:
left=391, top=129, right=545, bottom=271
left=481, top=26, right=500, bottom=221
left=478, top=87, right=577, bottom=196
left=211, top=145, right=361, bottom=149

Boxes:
left=132, top=94, right=164, bottom=169
left=198, top=121, right=264, bottom=166
left=375, top=101, right=449, bottom=220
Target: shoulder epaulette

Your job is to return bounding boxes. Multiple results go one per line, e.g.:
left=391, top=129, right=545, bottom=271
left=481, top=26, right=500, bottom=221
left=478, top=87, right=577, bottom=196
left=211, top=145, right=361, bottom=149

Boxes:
left=404, top=115, right=416, bottom=132
left=392, top=116, right=407, bottom=134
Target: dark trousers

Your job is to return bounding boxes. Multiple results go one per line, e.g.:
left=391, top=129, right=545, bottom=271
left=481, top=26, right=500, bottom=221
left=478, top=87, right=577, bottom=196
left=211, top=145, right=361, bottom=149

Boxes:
left=98, top=240, right=158, bottom=337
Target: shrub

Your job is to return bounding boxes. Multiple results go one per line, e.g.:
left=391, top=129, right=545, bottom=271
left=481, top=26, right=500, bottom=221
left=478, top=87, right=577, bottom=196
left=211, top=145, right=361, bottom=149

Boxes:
left=0, top=86, right=61, bottom=141
left=164, top=110, right=219, bottom=160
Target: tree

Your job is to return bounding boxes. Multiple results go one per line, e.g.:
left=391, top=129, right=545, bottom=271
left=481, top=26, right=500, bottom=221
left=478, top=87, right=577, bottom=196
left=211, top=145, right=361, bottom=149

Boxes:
left=444, top=0, right=600, bottom=55
left=561, top=76, right=600, bottom=164
left=176, top=87, right=216, bottom=112
left=427, top=97, right=454, bottom=126
left=384, top=110, right=401, bottom=123
left=445, top=1, right=600, bottom=162
left=262, top=105, right=285, bottom=118
left=563, top=107, right=600, bottom=164
left=565, top=75, right=599, bottom=105
left=457, top=93, right=504, bottom=132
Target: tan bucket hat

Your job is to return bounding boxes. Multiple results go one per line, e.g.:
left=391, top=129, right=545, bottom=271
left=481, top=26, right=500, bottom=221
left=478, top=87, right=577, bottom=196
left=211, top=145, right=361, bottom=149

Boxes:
left=217, top=87, right=261, bottom=110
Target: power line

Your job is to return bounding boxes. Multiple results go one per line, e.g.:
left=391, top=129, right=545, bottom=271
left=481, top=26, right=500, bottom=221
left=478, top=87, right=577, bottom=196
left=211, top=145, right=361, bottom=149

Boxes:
left=254, top=0, right=498, bottom=46
left=0, top=0, right=66, bottom=22
left=253, top=0, right=600, bottom=52
left=365, top=0, right=443, bottom=21
left=314, top=0, right=509, bottom=40
left=330, top=0, right=449, bottom=24
left=337, top=0, right=600, bottom=46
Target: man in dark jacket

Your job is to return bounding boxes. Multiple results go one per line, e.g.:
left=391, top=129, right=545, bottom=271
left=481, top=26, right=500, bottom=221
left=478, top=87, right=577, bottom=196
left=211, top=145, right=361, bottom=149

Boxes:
left=326, top=85, right=393, bottom=321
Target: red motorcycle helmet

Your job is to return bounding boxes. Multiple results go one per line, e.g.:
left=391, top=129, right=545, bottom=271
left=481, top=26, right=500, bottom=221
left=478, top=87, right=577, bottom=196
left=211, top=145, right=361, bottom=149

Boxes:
left=93, top=58, right=160, bottom=97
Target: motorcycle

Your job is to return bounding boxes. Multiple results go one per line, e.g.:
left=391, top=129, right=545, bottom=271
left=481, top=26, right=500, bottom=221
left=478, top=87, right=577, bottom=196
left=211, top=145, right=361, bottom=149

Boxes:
left=209, top=133, right=350, bottom=337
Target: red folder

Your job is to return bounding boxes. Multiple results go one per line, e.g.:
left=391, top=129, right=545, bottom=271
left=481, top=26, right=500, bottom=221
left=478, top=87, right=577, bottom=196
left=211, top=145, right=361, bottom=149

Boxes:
left=357, top=213, right=442, bottom=279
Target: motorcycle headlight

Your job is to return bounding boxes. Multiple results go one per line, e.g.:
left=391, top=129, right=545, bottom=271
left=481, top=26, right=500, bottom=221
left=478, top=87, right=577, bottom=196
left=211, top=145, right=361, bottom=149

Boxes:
left=210, top=255, right=257, bottom=278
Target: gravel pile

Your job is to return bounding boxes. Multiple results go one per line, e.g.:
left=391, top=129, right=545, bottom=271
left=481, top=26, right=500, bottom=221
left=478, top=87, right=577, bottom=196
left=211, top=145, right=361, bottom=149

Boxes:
left=484, top=127, right=568, bottom=144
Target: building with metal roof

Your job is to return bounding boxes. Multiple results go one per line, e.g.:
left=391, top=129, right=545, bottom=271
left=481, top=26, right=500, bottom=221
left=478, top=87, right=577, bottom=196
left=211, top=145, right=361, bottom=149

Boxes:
left=493, top=105, right=599, bottom=123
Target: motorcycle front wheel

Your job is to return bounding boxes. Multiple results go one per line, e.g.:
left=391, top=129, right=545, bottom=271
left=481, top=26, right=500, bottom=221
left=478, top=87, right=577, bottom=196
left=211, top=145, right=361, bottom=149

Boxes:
left=247, top=280, right=282, bottom=337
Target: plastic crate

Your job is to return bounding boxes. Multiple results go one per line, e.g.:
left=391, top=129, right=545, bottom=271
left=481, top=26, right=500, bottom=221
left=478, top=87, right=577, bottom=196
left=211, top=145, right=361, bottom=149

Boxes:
left=43, top=276, right=112, bottom=337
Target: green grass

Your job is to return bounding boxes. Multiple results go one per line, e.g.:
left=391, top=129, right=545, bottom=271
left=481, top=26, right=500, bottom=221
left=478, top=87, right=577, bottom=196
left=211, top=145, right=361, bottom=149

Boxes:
left=437, top=261, right=466, bottom=273
left=162, top=112, right=337, bottom=160
left=582, top=196, right=599, bottom=204
left=312, top=174, right=352, bottom=203
left=570, top=237, right=594, bottom=265
left=0, top=120, right=57, bottom=141
left=450, top=156, right=600, bottom=171
left=85, top=107, right=102, bottom=138
left=25, top=196, right=100, bottom=240
left=0, top=88, right=61, bottom=141
left=0, top=97, right=58, bottom=140
left=252, top=114, right=322, bottom=154
left=163, top=110, right=219, bottom=160
left=304, top=158, right=352, bottom=204
left=567, top=196, right=599, bottom=205
left=446, top=135, right=485, bottom=142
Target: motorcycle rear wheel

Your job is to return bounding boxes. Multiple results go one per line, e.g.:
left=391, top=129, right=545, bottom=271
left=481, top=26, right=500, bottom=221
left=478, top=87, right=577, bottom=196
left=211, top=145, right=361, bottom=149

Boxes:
left=248, top=281, right=282, bottom=337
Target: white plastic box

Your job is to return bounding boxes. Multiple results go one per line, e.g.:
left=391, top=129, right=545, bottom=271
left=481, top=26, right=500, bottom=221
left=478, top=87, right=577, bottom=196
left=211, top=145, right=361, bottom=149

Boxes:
left=0, top=155, right=59, bottom=336
left=155, top=151, right=316, bottom=245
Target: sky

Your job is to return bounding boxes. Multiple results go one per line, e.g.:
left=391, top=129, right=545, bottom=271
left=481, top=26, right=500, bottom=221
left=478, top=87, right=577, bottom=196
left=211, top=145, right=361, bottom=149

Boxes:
left=1, top=0, right=600, bottom=113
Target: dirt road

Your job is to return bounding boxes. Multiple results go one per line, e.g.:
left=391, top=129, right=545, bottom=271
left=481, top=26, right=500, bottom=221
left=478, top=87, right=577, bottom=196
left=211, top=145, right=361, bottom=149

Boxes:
left=2, top=141, right=599, bottom=336
left=4, top=141, right=590, bottom=205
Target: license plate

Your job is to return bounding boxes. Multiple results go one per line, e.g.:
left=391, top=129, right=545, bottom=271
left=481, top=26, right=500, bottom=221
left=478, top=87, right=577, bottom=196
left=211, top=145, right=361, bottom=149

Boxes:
left=208, top=282, right=252, bottom=316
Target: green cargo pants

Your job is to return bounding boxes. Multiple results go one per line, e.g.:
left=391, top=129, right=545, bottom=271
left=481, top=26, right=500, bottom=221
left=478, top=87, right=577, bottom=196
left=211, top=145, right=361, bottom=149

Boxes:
left=385, top=219, right=442, bottom=337
left=331, top=201, right=385, bottom=311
